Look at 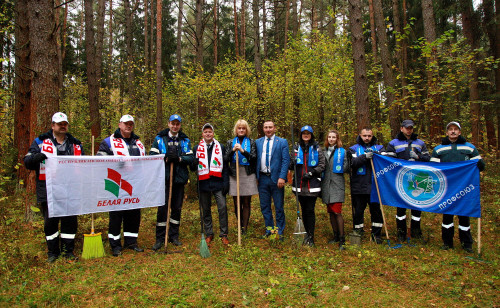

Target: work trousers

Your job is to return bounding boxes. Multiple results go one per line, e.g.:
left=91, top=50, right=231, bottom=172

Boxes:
left=396, top=207, right=421, bottom=237
left=442, top=214, right=473, bottom=249
left=108, top=209, right=141, bottom=249
left=351, top=194, right=383, bottom=236
left=41, top=202, right=78, bottom=257
left=156, top=183, right=185, bottom=243
left=298, top=195, right=317, bottom=239
left=200, top=190, right=228, bottom=238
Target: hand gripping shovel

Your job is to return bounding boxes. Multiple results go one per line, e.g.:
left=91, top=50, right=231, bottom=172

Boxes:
left=291, top=124, right=306, bottom=246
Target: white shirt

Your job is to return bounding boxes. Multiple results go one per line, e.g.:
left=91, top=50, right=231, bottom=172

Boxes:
left=260, top=134, right=275, bottom=173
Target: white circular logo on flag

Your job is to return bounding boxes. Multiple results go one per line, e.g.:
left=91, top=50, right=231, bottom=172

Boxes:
left=396, top=165, right=447, bottom=208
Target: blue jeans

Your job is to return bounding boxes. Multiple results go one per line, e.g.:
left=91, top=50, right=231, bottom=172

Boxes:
left=258, top=175, right=285, bottom=235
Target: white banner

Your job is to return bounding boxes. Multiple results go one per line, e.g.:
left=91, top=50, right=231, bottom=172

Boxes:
left=46, top=155, right=165, bottom=217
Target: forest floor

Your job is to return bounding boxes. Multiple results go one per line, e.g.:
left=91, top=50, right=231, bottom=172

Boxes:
left=0, top=161, right=499, bottom=307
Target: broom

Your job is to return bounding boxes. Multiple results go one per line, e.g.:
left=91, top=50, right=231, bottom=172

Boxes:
left=82, top=136, right=105, bottom=259
left=291, top=124, right=306, bottom=245
left=198, top=180, right=211, bottom=258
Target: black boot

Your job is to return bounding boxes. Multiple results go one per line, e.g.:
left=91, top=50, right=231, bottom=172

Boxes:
left=329, top=232, right=340, bottom=244
left=339, top=236, right=346, bottom=250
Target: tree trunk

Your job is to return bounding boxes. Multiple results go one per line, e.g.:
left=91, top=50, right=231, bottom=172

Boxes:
left=234, top=0, right=239, bottom=57
left=28, top=0, right=60, bottom=130
left=156, top=0, right=163, bottom=130
left=195, top=0, right=204, bottom=65
left=27, top=0, right=61, bottom=219
left=14, top=0, right=32, bottom=195
left=176, top=0, right=183, bottom=73
left=292, top=0, right=298, bottom=37
left=213, top=0, right=218, bottom=68
left=263, top=0, right=268, bottom=59
left=421, top=0, right=441, bottom=142
left=253, top=0, right=261, bottom=72
left=483, top=0, right=498, bottom=151
left=241, top=0, right=246, bottom=59
left=145, top=0, right=149, bottom=70
left=373, top=0, right=399, bottom=136
left=284, top=0, right=290, bottom=50
left=124, top=0, right=135, bottom=104
left=107, top=0, right=113, bottom=87
left=460, top=0, right=481, bottom=147
left=348, top=0, right=370, bottom=131
left=85, top=0, right=101, bottom=142
left=96, top=0, right=105, bottom=86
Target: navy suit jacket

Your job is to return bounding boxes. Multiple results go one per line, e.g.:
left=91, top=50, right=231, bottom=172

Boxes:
left=256, top=136, right=290, bottom=184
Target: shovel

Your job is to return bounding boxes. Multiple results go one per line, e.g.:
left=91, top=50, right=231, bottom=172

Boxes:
left=291, top=124, right=306, bottom=245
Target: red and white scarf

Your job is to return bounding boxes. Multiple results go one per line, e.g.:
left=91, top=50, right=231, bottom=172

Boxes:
left=196, top=139, right=223, bottom=180
left=39, top=138, right=82, bottom=180
left=110, top=135, right=146, bottom=156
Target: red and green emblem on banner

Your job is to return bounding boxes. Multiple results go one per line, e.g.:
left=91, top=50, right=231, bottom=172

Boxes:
left=104, top=168, right=133, bottom=197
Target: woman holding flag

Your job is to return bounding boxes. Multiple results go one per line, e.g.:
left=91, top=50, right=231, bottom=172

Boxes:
left=290, top=126, right=325, bottom=246
left=224, top=119, right=258, bottom=234
left=321, top=130, right=350, bottom=250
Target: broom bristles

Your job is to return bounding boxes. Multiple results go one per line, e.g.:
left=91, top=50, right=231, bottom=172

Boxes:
left=82, top=232, right=106, bottom=259
left=200, top=234, right=211, bottom=258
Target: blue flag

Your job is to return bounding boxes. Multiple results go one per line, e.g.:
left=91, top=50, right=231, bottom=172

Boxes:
left=370, top=154, right=481, bottom=218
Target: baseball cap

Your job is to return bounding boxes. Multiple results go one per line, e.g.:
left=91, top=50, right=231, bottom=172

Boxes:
left=446, top=121, right=461, bottom=130
left=52, top=112, right=68, bottom=124
left=202, top=123, right=214, bottom=131
left=169, top=114, right=182, bottom=122
left=119, top=114, right=134, bottom=123
left=401, top=119, right=415, bottom=128
left=301, top=125, right=313, bottom=133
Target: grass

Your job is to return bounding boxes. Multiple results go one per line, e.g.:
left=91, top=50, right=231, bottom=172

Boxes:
left=0, top=162, right=499, bottom=307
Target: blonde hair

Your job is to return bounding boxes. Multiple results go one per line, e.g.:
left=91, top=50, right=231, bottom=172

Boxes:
left=324, top=129, right=343, bottom=148
left=233, top=119, right=251, bottom=137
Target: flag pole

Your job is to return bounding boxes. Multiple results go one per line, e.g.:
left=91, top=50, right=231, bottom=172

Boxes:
left=477, top=217, right=481, bottom=255
left=370, top=157, right=390, bottom=240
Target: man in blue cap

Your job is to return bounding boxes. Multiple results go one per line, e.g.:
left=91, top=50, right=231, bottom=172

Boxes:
left=385, top=119, right=430, bottom=242
left=150, top=114, right=194, bottom=249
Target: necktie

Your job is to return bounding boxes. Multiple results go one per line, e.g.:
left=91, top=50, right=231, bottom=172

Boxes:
left=265, top=138, right=270, bottom=172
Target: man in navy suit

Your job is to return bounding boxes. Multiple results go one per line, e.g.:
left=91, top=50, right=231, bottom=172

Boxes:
left=256, top=120, right=290, bottom=239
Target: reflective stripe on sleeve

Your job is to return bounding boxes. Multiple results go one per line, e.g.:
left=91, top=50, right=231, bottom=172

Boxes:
left=430, top=157, right=440, bottom=162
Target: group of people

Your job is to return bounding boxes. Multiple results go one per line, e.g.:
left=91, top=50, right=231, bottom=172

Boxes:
left=24, top=112, right=485, bottom=263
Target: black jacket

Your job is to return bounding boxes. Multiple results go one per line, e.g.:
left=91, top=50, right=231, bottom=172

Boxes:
left=149, top=129, right=194, bottom=185
left=97, top=129, right=143, bottom=156
left=192, top=141, right=229, bottom=192
left=349, top=135, right=384, bottom=195
left=289, top=141, right=326, bottom=197
left=224, top=138, right=257, bottom=176
left=24, top=130, right=84, bottom=203
left=385, top=132, right=430, bottom=161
